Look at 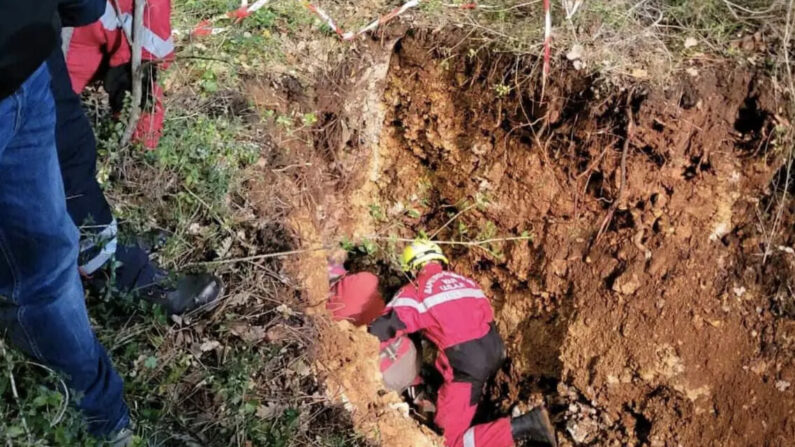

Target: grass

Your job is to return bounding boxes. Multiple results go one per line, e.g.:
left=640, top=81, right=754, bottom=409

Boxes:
left=0, top=1, right=363, bottom=444
left=1, top=0, right=793, bottom=445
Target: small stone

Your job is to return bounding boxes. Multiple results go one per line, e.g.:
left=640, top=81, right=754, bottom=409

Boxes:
left=775, top=380, right=790, bottom=392
left=199, top=340, right=220, bottom=352
left=684, top=37, right=699, bottom=48
left=566, top=44, right=584, bottom=61
left=613, top=273, right=641, bottom=295
left=777, top=245, right=795, bottom=254
left=567, top=417, right=599, bottom=444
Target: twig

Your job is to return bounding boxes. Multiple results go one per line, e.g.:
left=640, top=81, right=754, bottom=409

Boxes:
left=496, top=1, right=541, bottom=12
left=175, top=54, right=234, bottom=64
left=26, top=361, right=70, bottom=427
left=365, top=235, right=531, bottom=246
left=722, top=0, right=783, bottom=17
left=576, top=138, right=617, bottom=179
left=182, top=186, right=234, bottom=237
left=595, top=92, right=634, bottom=243
left=563, top=0, right=584, bottom=19
left=1, top=342, right=32, bottom=443
left=764, top=0, right=795, bottom=263
left=184, top=232, right=533, bottom=267
left=430, top=203, right=477, bottom=238
left=121, top=0, right=146, bottom=146
left=184, top=246, right=333, bottom=266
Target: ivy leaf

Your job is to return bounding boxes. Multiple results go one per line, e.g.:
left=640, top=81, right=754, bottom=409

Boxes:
left=144, top=356, right=158, bottom=369
left=7, top=426, right=25, bottom=438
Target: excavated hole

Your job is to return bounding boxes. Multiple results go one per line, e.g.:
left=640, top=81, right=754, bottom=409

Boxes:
left=314, top=33, right=792, bottom=446
left=369, top=36, right=784, bottom=443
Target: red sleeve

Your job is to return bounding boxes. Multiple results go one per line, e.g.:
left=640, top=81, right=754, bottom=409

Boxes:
left=65, top=23, right=107, bottom=92
left=384, top=288, right=426, bottom=334
left=141, top=0, right=174, bottom=65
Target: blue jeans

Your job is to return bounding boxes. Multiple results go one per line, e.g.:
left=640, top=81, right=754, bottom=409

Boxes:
left=0, top=64, right=130, bottom=437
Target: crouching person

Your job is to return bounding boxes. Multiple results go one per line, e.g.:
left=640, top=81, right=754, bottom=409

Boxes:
left=368, top=240, right=557, bottom=447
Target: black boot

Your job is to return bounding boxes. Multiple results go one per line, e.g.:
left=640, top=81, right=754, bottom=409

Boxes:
left=510, top=406, right=557, bottom=447
left=138, top=270, right=223, bottom=315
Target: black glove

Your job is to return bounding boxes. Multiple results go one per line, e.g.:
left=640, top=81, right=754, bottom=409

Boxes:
left=103, top=62, right=158, bottom=113
left=368, top=310, right=407, bottom=342
left=104, top=64, right=131, bottom=113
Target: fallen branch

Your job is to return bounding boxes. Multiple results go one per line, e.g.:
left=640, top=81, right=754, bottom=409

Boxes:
left=365, top=235, right=532, bottom=246
left=595, top=92, right=634, bottom=243
left=430, top=203, right=477, bottom=238
left=184, top=246, right=334, bottom=266
left=183, top=234, right=532, bottom=267
left=1, top=342, right=32, bottom=444
left=26, top=361, right=70, bottom=427
left=121, top=0, right=145, bottom=146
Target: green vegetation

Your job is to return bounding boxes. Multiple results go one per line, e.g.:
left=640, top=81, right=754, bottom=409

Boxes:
left=1, top=0, right=791, bottom=445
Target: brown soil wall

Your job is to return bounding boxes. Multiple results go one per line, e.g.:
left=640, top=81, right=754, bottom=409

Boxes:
left=298, top=34, right=794, bottom=446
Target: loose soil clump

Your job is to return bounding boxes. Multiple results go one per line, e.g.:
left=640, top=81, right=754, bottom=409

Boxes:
left=294, top=34, right=794, bottom=446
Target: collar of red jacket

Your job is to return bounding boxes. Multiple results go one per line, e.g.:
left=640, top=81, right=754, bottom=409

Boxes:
left=418, top=261, right=444, bottom=279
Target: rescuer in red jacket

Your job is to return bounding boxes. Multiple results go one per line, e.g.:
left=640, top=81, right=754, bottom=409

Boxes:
left=369, top=240, right=557, bottom=447
left=62, top=0, right=173, bottom=149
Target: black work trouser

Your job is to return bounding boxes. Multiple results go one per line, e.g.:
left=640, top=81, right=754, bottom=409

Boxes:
left=47, top=46, right=155, bottom=291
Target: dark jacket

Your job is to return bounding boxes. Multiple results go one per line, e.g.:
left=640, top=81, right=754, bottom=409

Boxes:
left=57, top=0, right=106, bottom=27
left=0, top=0, right=103, bottom=100
left=0, top=1, right=60, bottom=100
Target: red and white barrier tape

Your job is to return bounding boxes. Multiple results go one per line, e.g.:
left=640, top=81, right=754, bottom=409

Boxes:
left=304, top=3, right=345, bottom=38
left=189, top=1, right=497, bottom=39
left=542, top=0, right=551, bottom=95
left=443, top=3, right=496, bottom=9
left=191, top=0, right=273, bottom=36
left=304, top=0, right=420, bottom=41
left=185, top=0, right=551, bottom=94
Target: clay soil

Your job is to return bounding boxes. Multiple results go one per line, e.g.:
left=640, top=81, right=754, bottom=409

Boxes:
left=289, top=34, right=795, bottom=446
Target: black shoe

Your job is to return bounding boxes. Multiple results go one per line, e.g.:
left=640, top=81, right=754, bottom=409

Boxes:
left=139, top=271, right=223, bottom=315
left=511, top=406, right=557, bottom=446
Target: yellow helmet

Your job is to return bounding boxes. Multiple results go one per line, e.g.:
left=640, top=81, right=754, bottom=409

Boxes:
left=400, top=240, right=448, bottom=272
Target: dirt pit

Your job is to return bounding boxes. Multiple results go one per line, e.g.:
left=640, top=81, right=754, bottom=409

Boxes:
left=291, top=34, right=795, bottom=446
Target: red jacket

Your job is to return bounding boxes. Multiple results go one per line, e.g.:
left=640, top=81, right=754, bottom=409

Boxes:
left=369, top=263, right=504, bottom=383
left=63, top=0, right=173, bottom=148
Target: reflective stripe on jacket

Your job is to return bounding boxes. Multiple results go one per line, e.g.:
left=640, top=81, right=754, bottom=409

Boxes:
left=369, top=263, right=502, bottom=382
left=62, top=0, right=173, bottom=93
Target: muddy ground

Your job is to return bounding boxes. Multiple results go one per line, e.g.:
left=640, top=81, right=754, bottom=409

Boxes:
left=272, top=33, right=795, bottom=446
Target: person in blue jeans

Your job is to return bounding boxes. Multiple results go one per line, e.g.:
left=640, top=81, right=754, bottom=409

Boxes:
left=0, top=2, right=132, bottom=444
